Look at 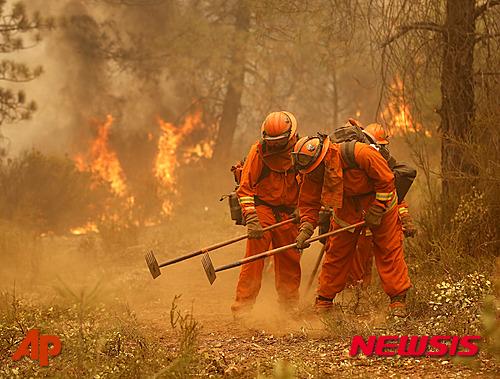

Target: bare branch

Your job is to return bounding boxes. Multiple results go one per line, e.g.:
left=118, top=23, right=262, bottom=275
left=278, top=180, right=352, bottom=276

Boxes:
left=382, top=22, right=445, bottom=47
left=475, top=32, right=500, bottom=43
left=475, top=0, right=500, bottom=19
left=475, top=71, right=500, bottom=76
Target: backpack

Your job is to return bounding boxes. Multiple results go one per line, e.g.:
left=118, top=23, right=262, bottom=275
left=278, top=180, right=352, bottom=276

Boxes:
left=329, top=123, right=417, bottom=203
left=392, top=161, right=417, bottom=204
left=329, top=124, right=379, bottom=171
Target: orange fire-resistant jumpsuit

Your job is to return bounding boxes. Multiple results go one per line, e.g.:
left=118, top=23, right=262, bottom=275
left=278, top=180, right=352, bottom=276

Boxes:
left=299, top=142, right=410, bottom=306
left=232, top=140, right=300, bottom=315
left=346, top=201, right=412, bottom=288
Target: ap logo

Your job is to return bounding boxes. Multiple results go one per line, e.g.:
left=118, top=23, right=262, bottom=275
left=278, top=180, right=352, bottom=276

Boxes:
left=11, top=329, right=61, bottom=366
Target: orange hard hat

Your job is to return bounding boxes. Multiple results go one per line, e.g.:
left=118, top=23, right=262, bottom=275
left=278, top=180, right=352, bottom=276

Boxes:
left=261, top=111, right=297, bottom=141
left=365, top=123, right=389, bottom=145
left=291, top=135, right=330, bottom=174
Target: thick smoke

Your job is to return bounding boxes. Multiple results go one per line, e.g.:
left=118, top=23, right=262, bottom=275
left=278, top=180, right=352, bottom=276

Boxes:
left=3, top=0, right=185, bottom=157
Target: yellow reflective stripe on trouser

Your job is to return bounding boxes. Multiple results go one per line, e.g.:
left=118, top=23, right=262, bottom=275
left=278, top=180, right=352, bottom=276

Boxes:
left=383, top=193, right=398, bottom=214
left=333, top=193, right=398, bottom=231
left=332, top=213, right=357, bottom=233
left=238, top=196, right=255, bottom=205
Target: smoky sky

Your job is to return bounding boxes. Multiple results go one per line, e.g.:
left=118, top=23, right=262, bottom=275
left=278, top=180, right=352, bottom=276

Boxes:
left=2, top=0, right=184, bottom=157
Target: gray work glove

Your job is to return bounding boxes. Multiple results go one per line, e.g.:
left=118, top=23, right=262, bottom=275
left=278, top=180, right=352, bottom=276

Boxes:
left=401, top=213, right=418, bottom=238
left=246, top=211, right=264, bottom=239
left=288, top=208, right=300, bottom=224
left=295, top=221, right=315, bottom=249
left=364, top=204, right=385, bottom=228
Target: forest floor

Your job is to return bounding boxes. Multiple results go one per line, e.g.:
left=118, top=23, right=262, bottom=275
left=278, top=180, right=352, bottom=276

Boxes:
left=2, top=224, right=500, bottom=378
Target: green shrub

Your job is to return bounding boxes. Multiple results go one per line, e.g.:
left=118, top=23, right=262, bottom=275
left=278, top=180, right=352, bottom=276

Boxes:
left=0, top=150, right=113, bottom=234
left=426, top=273, right=491, bottom=335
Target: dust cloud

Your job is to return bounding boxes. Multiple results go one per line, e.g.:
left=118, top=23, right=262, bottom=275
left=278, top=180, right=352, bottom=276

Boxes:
left=0, top=205, right=327, bottom=335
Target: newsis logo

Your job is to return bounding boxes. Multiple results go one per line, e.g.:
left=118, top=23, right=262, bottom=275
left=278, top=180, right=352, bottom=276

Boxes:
left=349, top=335, right=481, bottom=357
left=11, top=329, right=62, bottom=366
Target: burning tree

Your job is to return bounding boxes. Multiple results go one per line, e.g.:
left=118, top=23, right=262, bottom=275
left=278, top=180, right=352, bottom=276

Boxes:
left=369, top=0, right=500, bottom=196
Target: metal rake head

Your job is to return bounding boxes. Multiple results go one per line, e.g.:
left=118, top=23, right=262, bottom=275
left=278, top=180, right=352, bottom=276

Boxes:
left=145, top=250, right=161, bottom=279
left=201, top=252, right=216, bottom=285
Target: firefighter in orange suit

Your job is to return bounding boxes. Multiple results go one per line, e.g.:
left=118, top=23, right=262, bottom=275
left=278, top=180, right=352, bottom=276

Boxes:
left=346, top=123, right=417, bottom=287
left=292, top=133, right=410, bottom=316
left=232, top=111, right=301, bottom=317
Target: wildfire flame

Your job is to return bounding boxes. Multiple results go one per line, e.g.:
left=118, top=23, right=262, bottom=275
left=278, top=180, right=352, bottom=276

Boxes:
left=74, top=114, right=128, bottom=197
left=71, top=104, right=216, bottom=235
left=154, top=106, right=215, bottom=214
left=382, top=79, right=432, bottom=138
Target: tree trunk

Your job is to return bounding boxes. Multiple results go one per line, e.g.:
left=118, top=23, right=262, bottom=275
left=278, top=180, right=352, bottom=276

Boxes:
left=440, top=0, right=476, bottom=195
left=211, top=1, right=250, bottom=167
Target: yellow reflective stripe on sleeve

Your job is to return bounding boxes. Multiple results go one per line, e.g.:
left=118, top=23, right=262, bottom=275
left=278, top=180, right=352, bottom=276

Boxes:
left=238, top=196, right=255, bottom=205
left=399, top=207, right=408, bottom=215
left=365, top=228, right=372, bottom=236
left=376, top=192, right=393, bottom=201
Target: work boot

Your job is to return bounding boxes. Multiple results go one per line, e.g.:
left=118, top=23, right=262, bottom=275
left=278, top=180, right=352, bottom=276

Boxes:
left=232, top=307, right=252, bottom=321
left=389, top=294, right=408, bottom=318
left=314, top=295, right=334, bottom=315
left=231, top=303, right=253, bottom=321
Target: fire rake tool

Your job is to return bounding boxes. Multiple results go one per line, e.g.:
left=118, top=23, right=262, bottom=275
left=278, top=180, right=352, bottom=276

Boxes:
left=145, top=217, right=295, bottom=279
left=202, top=221, right=366, bottom=284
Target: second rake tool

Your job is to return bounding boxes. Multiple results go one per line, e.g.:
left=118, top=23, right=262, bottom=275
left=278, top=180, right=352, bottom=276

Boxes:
left=202, top=221, right=366, bottom=284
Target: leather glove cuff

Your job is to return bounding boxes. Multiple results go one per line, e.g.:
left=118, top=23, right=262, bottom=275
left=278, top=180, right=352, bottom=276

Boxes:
left=245, top=210, right=260, bottom=225
left=288, top=208, right=300, bottom=224
left=295, top=221, right=315, bottom=250
left=246, top=211, right=264, bottom=239
left=400, top=213, right=412, bottom=223
left=401, top=213, right=417, bottom=237
left=299, top=221, right=315, bottom=235
left=364, top=204, right=385, bottom=228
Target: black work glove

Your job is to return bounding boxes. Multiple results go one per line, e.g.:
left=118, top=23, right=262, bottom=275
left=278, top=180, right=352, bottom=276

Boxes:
left=401, top=213, right=418, bottom=238
left=295, top=222, right=315, bottom=250
left=288, top=208, right=300, bottom=224
left=364, top=204, right=385, bottom=228
left=245, top=211, right=264, bottom=239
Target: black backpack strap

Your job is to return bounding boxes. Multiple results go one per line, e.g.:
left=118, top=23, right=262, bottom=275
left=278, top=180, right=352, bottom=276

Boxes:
left=256, top=162, right=271, bottom=185
left=341, top=141, right=360, bottom=171
left=256, top=163, right=296, bottom=185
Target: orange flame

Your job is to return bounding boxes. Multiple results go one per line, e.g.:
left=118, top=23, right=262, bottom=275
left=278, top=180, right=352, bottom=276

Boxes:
left=74, top=114, right=128, bottom=196
left=154, top=106, right=215, bottom=214
left=70, top=222, right=98, bottom=235
left=71, top=105, right=215, bottom=234
left=382, top=80, right=432, bottom=138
